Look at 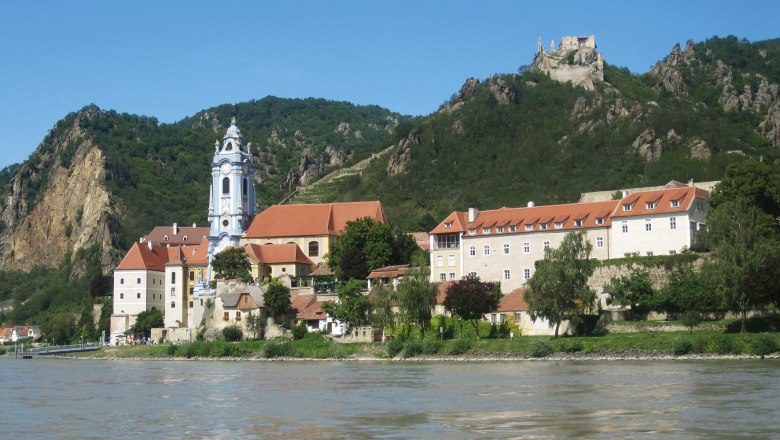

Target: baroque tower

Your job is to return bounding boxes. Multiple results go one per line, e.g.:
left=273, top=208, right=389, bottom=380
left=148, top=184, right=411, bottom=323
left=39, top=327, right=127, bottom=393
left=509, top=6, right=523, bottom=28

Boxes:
left=207, top=117, right=256, bottom=257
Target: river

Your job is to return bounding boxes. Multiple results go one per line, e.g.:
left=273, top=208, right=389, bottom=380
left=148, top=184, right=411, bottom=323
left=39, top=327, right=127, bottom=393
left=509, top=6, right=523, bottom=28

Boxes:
left=1, top=358, right=778, bottom=438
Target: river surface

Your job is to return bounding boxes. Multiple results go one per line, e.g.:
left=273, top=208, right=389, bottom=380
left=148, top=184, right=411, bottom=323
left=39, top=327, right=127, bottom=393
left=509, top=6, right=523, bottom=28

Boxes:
left=1, top=358, right=778, bottom=439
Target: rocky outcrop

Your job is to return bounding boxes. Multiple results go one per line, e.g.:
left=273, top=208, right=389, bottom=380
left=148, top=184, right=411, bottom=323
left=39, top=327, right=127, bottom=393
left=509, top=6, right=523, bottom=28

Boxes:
left=452, top=120, right=465, bottom=136
left=632, top=129, right=663, bottom=162
left=650, top=40, right=700, bottom=94
left=488, top=75, right=517, bottom=104
left=688, top=137, right=711, bottom=159
left=386, top=129, right=419, bottom=176
left=280, top=146, right=347, bottom=191
left=458, top=77, right=480, bottom=101
left=531, top=35, right=604, bottom=91
left=0, top=108, right=116, bottom=273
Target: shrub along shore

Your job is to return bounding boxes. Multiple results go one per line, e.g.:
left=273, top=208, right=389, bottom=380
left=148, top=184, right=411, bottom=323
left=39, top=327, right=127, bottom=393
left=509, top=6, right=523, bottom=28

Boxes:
left=61, top=328, right=780, bottom=361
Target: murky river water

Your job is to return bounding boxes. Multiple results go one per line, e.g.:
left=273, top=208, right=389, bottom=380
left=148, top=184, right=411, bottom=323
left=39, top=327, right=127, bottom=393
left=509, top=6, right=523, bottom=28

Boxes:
left=1, top=358, right=778, bottom=438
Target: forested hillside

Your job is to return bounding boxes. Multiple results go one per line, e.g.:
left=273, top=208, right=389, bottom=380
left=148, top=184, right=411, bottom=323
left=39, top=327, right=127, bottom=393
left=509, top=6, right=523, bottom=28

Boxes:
left=323, top=36, right=780, bottom=230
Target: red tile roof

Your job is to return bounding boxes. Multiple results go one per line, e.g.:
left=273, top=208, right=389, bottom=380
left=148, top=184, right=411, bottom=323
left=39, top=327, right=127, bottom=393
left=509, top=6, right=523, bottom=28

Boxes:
left=292, top=294, right=326, bottom=321
left=430, top=212, right=469, bottom=235
left=143, top=225, right=210, bottom=246
left=245, top=201, right=386, bottom=238
left=244, top=243, right=314, bottom=266
left=367, top=264, right=410, bottom=279
left=435, top=281, right=455, bottom=305
left=498, top=288, right=529, bottom=312
left=611, top=186, right=707, bottom=218
left=116, top=242, right=169, bottom=271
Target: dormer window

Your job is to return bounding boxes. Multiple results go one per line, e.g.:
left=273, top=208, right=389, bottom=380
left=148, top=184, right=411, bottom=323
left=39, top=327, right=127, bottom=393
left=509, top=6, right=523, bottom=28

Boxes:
left=596, top=218, right=604, bottom=225
left=540, top=224, right=548, bottom=230
left=524, top=225, right=533, bottom=231
left=469, top=229, right=476, bottom=235
left=497, top=227, right=504, bottom=233
left=509, top=226, right=517, bottom=232
left=671, top=200, right=680, bottom=208
left=646, top=202, right=655, bottom=209
left=482, top=227, right=490, bottom=234
left=444, top=222, right=452, bottom=229
left=623, top=204, right=632, bottom=212
left=574, top=220, right=583, bottom=227
left=554, top=222, right=563, bottom=229
left=183, top=236, right=188, bottom=242
left=163, top=235, right=169, bottom=241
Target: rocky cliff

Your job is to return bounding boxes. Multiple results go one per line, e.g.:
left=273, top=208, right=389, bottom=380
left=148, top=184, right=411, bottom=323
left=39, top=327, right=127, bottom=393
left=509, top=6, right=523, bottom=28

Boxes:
left=531, top=35, right=604, bottom=91
left=0, top=108, right=117, bottom=274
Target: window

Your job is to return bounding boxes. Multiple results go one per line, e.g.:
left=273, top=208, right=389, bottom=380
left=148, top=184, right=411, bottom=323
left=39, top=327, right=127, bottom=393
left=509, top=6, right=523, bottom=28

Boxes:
left=171, top=301, right=176, bottom=309
left=436, top=235, right=458, bottom=249
left=469, top=245, right=476, bottom=256
left=171, top=272, right=176, bottom=283
left=555, top=222, right=563, bottom=229
left=503, top=244, right=510, bottom=255
left=183, top=235, right=188, bottom=242
left=308, top=241, right=319, bottom=257
left=543, top=241, right=550, bottom=250
left=670, top=217, right=677, bottom=230
left=497, top=227, right=504, bottom=233
left=436, top=256, right=444, bottom=267
left=509, top=226, right=517, bottom=232
left=189, top=301, right=193, bottom=308
left=646, top=202, right=655, bottom=209
left=189, top=287, right=194, bottom=297
left=523, top=242, right=530, bottom=254
left=222, top=177, right=230, bottom=195
left=448, top=255, right=456, bottom=267
left=484, top=245, right=490, bottom=256
left=645, top=219, right=652, bottom=231
left=170, top=287, right=175, bottom=296
left=524, top=268, right=531, bottom=280
left=669, top=250, right=677, bottom=255
left=503, top=269, right=511, bottom=280
left=469, top=229, right=476, bottom=235
left=671, top=200, right=680, bottom=208
left=120, top=293, right=124, bottom=299
left=482, top=227, right=490, bottom=234
left=540, top=223, right=548, bottom=230
left=236, top=311, right=241, bottom=321
left=622, top=221, right=628, bottom=233
left=574, top=220, right=583, bottom=227
left=444, top=222, right=452, bottom=229
left=596, top=236, right=604, bottom=248
left=243, top=178, right=248, bottom=196
left=224, top=312, right=229, bottom=320
left=623, top=204, right=632, bottom=212
left=137, top=278, right=141, bottom=284
left=163, top=235, right=168, bottom=241
left=439, top=273, right=446, bottom=281
left=137, top=292, right=141, bottom=299
left=448, top=273, right=455, bottom=280
left=596, top=218, right=604, bottom=225
left=524, top=225, right=533, bottom=231
left=120, top=278, right=124, bottom=285
left=189, top=271, right=195, bottom=281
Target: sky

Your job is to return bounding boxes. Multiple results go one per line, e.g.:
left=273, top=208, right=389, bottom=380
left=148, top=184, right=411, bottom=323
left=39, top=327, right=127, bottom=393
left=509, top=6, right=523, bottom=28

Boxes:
left=1, top=0, right=779, bottom=169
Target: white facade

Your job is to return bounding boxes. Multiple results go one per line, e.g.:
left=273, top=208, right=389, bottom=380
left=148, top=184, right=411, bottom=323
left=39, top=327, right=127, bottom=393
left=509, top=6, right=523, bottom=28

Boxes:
left=113, top=269, right=165, bottom=316
left=164, top=264, right=187, bottom=328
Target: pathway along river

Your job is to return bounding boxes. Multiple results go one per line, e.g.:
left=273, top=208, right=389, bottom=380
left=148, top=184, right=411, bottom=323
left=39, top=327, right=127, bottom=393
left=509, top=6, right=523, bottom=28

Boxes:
left=1, top=358, right=778, bottom=438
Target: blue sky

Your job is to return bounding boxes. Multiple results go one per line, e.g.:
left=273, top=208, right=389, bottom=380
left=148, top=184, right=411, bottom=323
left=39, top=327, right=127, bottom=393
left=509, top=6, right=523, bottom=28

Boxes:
left=1, top=0, right=778, bottom=169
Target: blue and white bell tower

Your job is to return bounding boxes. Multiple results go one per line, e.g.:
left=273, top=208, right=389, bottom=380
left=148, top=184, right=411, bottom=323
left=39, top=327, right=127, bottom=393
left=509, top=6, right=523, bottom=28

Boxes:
left=207, top=117, right=256, bottom=256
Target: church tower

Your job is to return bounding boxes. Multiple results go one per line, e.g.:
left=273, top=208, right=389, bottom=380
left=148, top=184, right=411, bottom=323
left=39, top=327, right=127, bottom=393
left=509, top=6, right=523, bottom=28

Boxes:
left=207, top=117, right=256, bottom=256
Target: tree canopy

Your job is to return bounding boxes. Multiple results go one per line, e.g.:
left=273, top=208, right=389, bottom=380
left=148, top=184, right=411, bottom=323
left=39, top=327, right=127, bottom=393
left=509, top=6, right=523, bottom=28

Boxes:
left=321, top=279, right=370, bottom=334
left=211, top=247, right=253, bottom=283
left=607, top=265, right=655, bottom=319
left=524, top=232, right=596, bottom=337
left=264, top=281, right=292, bottom=321
left=131, top=307, right=163, bottom=339
left=443, top=275, right=500, bottom=338
left=709, top=159, right=780, bottom=218
left=397, top=265, right=438, bottom=338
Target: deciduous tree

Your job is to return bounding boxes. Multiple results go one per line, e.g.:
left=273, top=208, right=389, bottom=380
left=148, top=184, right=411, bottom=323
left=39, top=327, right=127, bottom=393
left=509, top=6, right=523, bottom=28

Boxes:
left=321, top=279, right=370, bottom=334
left=607, top=265, right=655, bottom=319
left=370, top=283, right=398, bottom=339
left=443, top=275, right=500, bottom=338
left=397, top=265, right=438, bottom=338
left=131, top=307, right=163, bottom=339
left=264, top=281, right=291, bottom=322
left=211, top=247, right=253, bottom=283
left=327, top=218, right=394, bottom=280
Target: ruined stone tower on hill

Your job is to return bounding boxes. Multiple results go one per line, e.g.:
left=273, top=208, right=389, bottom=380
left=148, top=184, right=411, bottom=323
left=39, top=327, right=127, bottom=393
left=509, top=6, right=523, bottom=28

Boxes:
left=530, top=35, right=604, bottom=91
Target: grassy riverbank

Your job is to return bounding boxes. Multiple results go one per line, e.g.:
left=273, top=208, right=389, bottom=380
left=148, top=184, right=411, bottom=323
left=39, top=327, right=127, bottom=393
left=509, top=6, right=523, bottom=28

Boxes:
left=70, top=329, right=780, bottom=361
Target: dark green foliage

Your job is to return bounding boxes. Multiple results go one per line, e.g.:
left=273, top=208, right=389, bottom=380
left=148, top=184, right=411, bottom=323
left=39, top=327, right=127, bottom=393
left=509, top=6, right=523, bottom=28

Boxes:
left=174, top=340, right=245, bottom=358
left=448, top=339, right=473, bottom=355
left=326, top=217, right=395, bottom=280
left=321, top=279, right=370, bottom=333
left=401, top=338, right=442, bottom=358
left=292, top=320, right=308, bottom=340
left=600, top=253, right=700, bottom=270
left=339, top=247, right=368, bottom=280
left=555, top=338, right=584, bottom=353
left=710, top=159, right=780, bottom=218
left=530, top=340, right=555, bottom=358
left=211, top=247, right=253, bottom=283
left=386, top=338, right=404, bottom=357
left=397, top=265, right=438, bottom=338
left=672, top=337, right=694, bottom=356
left=680, top=311, right=703, bottom=334
left=749, top=334, right=778, bottom=355
left=221, top=325, right=243, bottom=341
left=264, top=282, right=292, bottom=320
left=725, top=314, right=780, bottom=333
left=131, top=307, right=163, bottom=339
left=607, top=266, right=655, bottom=319
left=654, top=264, right=721, bottom=317
left=443, top=275, right=500, bottom=338
left=710, top=334, right=741, bottom=355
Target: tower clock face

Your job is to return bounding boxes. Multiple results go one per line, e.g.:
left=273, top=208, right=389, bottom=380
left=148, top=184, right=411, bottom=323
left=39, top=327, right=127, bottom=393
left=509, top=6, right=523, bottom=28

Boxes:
left=221, top=198, right=230, bottom=211
left=220, top=163, right=231, bottom=175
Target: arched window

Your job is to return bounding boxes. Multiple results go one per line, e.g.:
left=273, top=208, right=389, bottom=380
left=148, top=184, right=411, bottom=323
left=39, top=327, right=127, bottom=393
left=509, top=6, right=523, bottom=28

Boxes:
left=222, top=177, right=230, bottom=194
left=243, top=178, right=248, bottom=196
left=225, top=142, right=233, bottom=151
left=163, top=235, right=168, bottom=241
left=308, top=241, right=319, bottom=257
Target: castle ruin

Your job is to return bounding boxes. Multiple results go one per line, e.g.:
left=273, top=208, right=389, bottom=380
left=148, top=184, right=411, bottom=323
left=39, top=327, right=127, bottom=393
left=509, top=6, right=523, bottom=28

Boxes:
left=531, top=35, right=604, bottom=91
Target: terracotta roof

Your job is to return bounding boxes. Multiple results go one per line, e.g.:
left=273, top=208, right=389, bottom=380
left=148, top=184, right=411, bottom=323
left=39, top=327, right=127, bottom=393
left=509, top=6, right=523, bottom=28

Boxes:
left=367, top=264, right=410, bottom=279
left=245, top=201, right=386, bottom=238
left=611, top=186, right=707, bottom=218
left=244, top=243, right=314, bottom=266
left=116, top=242, right=169, bottom=271
left=143, top=225, right=210, bottom=246
left=292, top=294, right=326, bottom=321
left=497, top=288, right=529, bottom=312
left=184, top=239, right=210, bottom=265
left=432, top=200, right=617, bottom=237
left=435, top=281, right=455, bottom=305
left=310, top=262, right=334, bottom=276
left=410, top=232, right=430, bottom=250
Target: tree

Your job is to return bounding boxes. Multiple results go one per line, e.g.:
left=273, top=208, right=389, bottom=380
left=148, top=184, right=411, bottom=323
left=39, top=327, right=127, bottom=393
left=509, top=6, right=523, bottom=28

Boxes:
left=340, top=246, right=369, bottom=280
left=654, top=263, right=721, bottom=318
left=607, top=265, right=656, bottom=320
left=131, top=307, right=163, bottom=339
left=211, top=247, right=253, bottom=283
left=370, top=283, right=398, bottom=340
left=397, top=265, right=438, bottom=338
left=707, top=198, right=779, bottom=332
left=244, top=312, right=267, bottom=339
left=321, top=279, right=370, bottom=334
left=709, top=159, right=780, bottom=218
left=327, top=218, right=394, bottom=280
left=264, top=281, right=291, bottom=321
left=443, top=275, right=500, bottom=338
left=524, top=231, right=596, bottom=337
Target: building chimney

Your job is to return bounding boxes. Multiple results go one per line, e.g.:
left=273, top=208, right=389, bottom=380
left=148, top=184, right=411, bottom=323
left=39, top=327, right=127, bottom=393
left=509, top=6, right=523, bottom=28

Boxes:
left=622, top=191, right=628, bottom=198
left=192, top=222, right=196, bottom=228
left=688, top=179, right=694, bottom=187
left=468, top=208, right=479, bottom=223
left=527, top=201, right=535, bottom=208
left=147, top=240, right=153, bottom=251
left=173, top=223, right=178, bottom=235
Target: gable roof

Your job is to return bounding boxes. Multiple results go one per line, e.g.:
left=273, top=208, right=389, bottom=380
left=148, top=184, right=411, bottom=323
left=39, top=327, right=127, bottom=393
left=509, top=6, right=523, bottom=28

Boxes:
left=116, top=242, right=169, bottom=271
left=143, top=225, right=210, bottom=246
left=291, top=294, right=326, bottom=321
left=245, top=201, right=386, bottom=238
left=497, top=288, right=529, bottom=312
left=611, top=186, right=708, bottom=219
left=244, top=243, right=314, bottom=266
left=367, top=264, right=411, bottom=280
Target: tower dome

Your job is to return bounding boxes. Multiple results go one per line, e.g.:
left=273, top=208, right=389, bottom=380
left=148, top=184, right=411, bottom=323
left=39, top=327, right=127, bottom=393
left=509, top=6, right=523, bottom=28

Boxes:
left=225, top=116, right=242, bottom=139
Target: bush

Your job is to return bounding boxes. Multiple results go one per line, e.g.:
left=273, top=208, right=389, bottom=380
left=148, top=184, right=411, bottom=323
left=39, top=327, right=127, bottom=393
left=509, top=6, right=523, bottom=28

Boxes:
left=672, top=337, right=693, bottom=356
left=166, top=344, right=176, bottom=355
left=530, top=340, right=555, bottom=358
left=264, top=341, right=292, bottom=358
left=710, top=334, right=740, bottom=354
left=292, top=321, right=308, bottom=340
left=0, top=347, right=7, bottom=356
left=556, top=338, right=584, bottom=353
left=725, top=315, right=780, bottom=333
left=750, top=334, right=778, bottom=355
left=222, top=325, right=243, bottom=342
left=448, top=339, right=473, bottom=355
left=386, top=338, right=404, bottom=357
